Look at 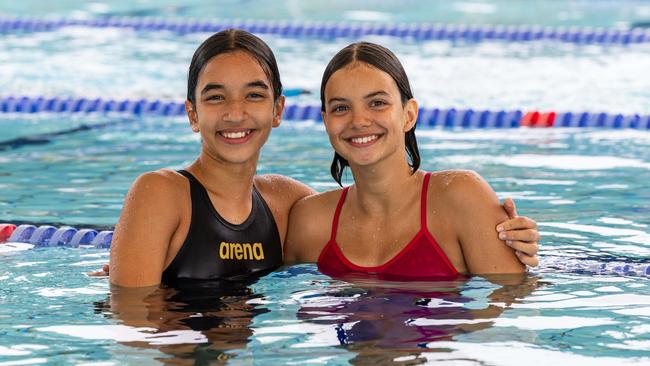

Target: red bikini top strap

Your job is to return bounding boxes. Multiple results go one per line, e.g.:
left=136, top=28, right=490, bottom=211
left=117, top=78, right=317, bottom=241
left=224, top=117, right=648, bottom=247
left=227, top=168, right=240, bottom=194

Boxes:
left=330, top=187, right=350, bottom=242
left=421, top=172, right=432, bottom=229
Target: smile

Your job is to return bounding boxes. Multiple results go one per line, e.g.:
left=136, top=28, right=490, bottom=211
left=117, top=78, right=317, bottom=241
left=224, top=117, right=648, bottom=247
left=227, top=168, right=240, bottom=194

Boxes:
left=218, top=130, right=254, bottom=144
left=347, top=134, right=380, bottom=146
left=219, top=130, right=252, bottom=139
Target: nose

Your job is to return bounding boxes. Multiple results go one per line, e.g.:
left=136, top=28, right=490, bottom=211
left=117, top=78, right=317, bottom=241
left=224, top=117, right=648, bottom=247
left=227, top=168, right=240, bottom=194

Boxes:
left=350, top=107, right=372, bottom=129
left=223, top=99, right=247, bottom=123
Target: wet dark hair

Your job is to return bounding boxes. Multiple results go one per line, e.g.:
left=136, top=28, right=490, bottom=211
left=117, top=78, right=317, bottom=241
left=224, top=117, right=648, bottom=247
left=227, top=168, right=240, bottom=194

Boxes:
left=187, top=29, right=283, bottom=105
left=320, top=42, right=421, bottom=186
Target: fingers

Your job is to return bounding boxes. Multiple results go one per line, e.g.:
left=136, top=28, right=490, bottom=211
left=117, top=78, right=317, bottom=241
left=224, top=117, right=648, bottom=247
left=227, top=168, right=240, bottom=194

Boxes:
left=87, top=270, right=108, bottom=277
left=503, top=197, right=518, bottom=219
left=87, top=263, right=110, bottom=277
left=515, top=250, right=539, bottom=267
left=505, top=239, right=539, bottom=257
left=498, top=228, right=540, bottom=243
left=496, top=215, right=538, bottom=232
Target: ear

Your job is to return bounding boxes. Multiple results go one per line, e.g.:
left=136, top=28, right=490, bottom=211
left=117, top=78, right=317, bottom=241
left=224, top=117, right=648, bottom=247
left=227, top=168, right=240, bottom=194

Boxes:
left=403, top=98, right=419, bottom=132
left=186, top=100, right=199, bottom=133
left=272, top=95, right=285, bottom=128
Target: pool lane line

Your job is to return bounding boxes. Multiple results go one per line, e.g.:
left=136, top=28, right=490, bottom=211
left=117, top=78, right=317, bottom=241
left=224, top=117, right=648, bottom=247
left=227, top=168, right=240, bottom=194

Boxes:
left=1, top=223, right=112, bottom=248
left=1, top=16, right=649, bottom=45
left=2, top=95, right=650, bottom=129
left=0, top=118, right=136, bottom=152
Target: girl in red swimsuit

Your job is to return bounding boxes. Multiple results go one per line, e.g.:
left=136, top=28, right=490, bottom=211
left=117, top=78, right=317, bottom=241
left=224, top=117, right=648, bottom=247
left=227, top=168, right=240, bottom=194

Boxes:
left=284, top=42, right=538, bottom=280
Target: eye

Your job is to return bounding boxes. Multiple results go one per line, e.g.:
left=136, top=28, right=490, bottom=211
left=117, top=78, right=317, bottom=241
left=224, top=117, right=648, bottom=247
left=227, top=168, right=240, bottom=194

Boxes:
left=331, top=104, right=349, bottom=113
left=248, top=92, right=266, bottom=100
left=370, top=99, right=388, bottom=108
left=206, top=94, right=224, bottom=101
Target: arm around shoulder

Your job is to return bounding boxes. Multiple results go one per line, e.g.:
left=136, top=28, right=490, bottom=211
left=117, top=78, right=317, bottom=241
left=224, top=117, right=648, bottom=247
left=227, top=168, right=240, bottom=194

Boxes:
left=446, top=170, right=525, bottom=275
left=109, top=171, right=183, bottom=287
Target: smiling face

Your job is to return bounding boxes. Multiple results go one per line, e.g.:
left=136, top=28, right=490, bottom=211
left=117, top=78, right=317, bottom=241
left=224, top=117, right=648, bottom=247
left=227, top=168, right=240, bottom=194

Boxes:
left=322, top=61, right=417, bottom=169
left=186, top=50, right=284, bottom=165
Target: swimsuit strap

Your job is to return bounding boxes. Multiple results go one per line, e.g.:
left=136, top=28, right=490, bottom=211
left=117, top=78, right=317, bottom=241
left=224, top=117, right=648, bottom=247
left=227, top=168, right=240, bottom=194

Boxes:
left=329, top=187, right=350, bottom=242
left=177, top=169, right=194, bottom=181
left=421, top=172, right=432, bottom=229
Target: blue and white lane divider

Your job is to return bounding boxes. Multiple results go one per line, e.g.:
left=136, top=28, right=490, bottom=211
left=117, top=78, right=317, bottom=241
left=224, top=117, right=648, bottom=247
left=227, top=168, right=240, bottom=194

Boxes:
left=2, top=95, right=650, bottom=129
left=1, top=16, right=649, bottom=45
left=1, top=224, right=648, bottom=278
left=0, top=224, right=112, bottom=250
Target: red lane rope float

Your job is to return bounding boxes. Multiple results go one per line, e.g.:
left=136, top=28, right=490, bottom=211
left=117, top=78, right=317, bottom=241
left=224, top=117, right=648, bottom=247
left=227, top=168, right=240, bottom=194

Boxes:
left=0, top=224, right=17, bottom=244
left=520, top=111, right=557, bottom=127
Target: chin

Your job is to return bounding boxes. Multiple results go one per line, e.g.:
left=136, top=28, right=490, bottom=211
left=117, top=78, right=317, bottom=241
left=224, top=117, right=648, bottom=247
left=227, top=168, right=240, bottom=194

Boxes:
left=207, top=147, right=259, bottom=165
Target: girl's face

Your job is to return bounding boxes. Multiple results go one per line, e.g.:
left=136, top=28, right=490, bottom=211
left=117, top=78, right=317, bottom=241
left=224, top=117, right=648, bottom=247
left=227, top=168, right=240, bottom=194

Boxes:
left=322, top=62, right=417, bottom=169
left=186, top=50, right=284, bottom=165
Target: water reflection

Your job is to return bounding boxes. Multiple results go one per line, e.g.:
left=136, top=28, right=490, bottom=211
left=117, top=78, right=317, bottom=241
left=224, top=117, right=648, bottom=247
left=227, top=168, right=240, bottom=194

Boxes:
left=294, top=274, right=540, bottom=365
left=96, top=278, right=268, bottom=364
left=92, top=271, right=539, bottom=365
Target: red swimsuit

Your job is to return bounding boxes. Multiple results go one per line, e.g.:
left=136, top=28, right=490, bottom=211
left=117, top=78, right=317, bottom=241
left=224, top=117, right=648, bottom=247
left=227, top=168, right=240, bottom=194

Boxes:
left=317, top=172, right=459, bottom=281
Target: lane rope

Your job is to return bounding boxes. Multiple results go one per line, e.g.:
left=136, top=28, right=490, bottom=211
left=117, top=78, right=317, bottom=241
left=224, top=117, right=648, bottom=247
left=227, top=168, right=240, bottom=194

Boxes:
left=1, top=16, right=649, bottom=44
left=0, top=223, right=111, bottom=249
left=2, top=95, right=649, bottom=129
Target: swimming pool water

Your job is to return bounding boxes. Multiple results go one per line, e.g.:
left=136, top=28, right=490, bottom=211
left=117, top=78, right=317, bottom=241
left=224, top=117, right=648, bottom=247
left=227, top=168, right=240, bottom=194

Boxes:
left=1, top=250, right=649, bottom=365
left=1, top=0, right=650, bottom=365
left=3, top=0, right=650, bottom=28
left=2, top=122, right=650, bottom=364
left=2, top=28, right=650, bottom=114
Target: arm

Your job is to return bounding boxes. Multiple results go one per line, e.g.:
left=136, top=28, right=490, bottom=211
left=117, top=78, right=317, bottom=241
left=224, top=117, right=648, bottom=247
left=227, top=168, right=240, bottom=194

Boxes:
left=497, top=198, right=540, bottom=266
left=450, top=171, right=525, bottom=275
left=284, top=193, right=333, bottom=264
left=109, top=172, right=182, bottom=287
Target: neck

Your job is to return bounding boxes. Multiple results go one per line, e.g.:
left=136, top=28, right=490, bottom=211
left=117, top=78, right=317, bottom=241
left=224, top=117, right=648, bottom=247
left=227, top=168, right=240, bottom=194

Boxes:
left=348, top=154, right=419, bottom=216
left=187, top=147, right=258, bottom=202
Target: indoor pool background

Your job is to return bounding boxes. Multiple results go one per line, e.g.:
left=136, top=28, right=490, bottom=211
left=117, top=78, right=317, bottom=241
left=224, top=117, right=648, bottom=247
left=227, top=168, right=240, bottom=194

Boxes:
left=1, top=1, right=650, bottom=365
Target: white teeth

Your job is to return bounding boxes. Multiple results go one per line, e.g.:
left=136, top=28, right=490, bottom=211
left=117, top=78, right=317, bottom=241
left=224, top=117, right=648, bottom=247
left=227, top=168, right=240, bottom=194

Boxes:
left=350, top=135, right=378, bottom=144
left=221, top=130, right=251, bottom=139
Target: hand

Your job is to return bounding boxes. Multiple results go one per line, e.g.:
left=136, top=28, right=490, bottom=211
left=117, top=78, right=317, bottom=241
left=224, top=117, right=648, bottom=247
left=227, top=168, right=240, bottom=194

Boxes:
left=88, top=263, right=110, bottom=277
left=497, top=198, right=540, bottom=267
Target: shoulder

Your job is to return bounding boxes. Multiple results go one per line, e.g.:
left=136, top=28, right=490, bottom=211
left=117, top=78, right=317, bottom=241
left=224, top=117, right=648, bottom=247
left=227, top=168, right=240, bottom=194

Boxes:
left=284, top=188, right=345, bottom=262
left=126, top=169, right=189, bottom=203
left=429, top=169, right=492, bottom=196
left=254, top=174, right=316, bottom=209
left=254, top=174, right=314, bottom=195
left=291, top=188, right=344, bottom=216
left=133, top=168, right=186, bottom=187
left=428, top=169, right=499, bottom=212
left=289, top=188, right=344, bottom=239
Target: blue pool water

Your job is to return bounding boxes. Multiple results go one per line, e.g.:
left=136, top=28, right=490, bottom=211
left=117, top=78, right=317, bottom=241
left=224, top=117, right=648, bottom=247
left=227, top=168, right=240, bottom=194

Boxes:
left=1, top=1, right=650, bottom=365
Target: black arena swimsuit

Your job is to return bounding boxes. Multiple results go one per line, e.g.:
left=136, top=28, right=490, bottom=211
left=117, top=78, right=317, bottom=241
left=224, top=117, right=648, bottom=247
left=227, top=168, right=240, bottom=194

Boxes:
left=161, top=170, right=283, bottom=284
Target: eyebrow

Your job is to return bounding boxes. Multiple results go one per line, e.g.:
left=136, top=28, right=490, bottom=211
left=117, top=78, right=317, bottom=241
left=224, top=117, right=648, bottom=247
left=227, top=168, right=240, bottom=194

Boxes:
left=327, top=90, right=390, bottom=105
left=200, top=83, right=224, bottom=96
left=200, top=80, right=270, bottom=96
left=364, top=90, right=389, bottom=99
